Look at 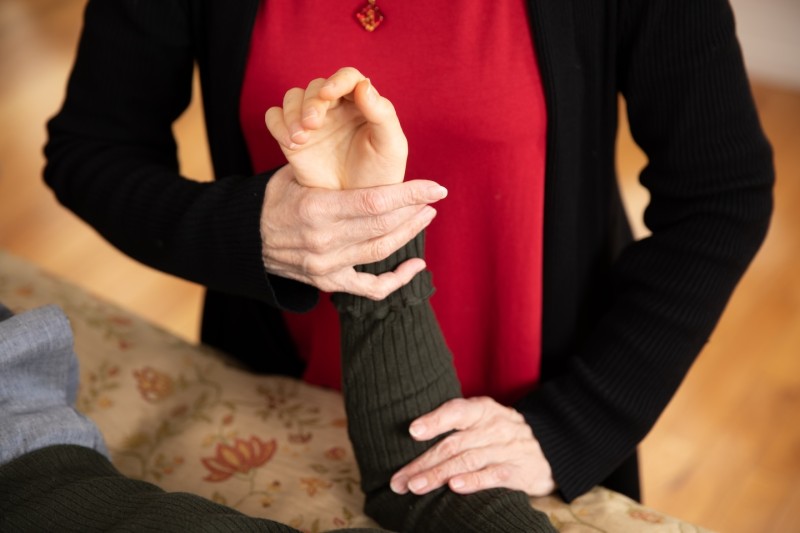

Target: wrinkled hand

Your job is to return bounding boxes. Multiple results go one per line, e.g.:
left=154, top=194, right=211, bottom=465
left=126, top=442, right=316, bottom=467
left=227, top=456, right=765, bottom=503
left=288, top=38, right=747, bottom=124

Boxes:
left=261, top=67, right=444, bottom=298
left=265, top=67, right=407, bottom=190
left=261, top=166, right=445, bottom=300
left=389, top=397, right=556, bottom=497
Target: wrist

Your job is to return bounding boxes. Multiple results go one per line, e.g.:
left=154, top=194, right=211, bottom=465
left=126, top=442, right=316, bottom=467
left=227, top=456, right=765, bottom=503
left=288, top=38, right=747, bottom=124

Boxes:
left=332, top=231, right=433, bottom=317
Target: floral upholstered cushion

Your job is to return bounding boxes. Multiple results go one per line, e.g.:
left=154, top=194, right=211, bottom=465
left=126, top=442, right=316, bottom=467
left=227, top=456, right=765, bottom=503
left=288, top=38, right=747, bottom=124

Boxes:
left=0, top=249, right=713, bottom=533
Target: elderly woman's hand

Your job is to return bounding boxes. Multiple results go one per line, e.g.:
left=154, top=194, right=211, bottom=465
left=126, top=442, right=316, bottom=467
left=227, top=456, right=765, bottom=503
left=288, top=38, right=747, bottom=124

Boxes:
left=261, top=67, right=446, bottom=299
left=389, top=396, right=557, bottom=497
left=260, top=167, right=441, bottom=299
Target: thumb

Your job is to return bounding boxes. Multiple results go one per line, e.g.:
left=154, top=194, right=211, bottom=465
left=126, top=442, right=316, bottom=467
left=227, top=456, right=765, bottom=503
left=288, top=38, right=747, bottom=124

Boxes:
left=354, top=79, right=408, bottom=156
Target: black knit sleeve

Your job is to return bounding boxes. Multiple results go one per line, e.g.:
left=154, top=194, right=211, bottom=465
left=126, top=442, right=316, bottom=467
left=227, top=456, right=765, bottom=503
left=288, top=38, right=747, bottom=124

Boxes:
left=43, top=0, right=313, bottom=311
left=518, top=0, right=774, bottom=501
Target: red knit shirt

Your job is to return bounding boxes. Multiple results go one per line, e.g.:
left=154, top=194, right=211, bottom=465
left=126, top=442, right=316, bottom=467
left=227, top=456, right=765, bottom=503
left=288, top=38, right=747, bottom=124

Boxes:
left=240, top=0, right=547, bottom=404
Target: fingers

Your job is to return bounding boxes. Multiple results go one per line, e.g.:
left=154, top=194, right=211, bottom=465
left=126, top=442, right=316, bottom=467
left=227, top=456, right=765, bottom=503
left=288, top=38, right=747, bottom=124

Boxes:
left=407, top=398, right=490, bottom=441
left=450, top=460, right=556, bottom=496
left=282, top=78, right=343, bottom=145
left=306, top=66, right=403, bottom=143
left=268, top=257, right=428, bottom=300
left=330, top=180, right=448, bottom=220
left=262, top=170, right=448, bottom=298
left=447, top=463, right=517, bottom=494
left=297, top=77, right=330, bottom=131
left=282, top=87, right=310, bottom=145
left=334, top=257, right=428, bottom=300
left=265, top=105, right=296, bottom=150
left=389, top=397, right=547, bottom=496
left=352, top=78, right=406, bottom=155
left=273, top=205, right=437, bottom=278
left=266, top=67, right=405, bottom=167
left=390, top=399, right=511, bottom=494
left=263, top=172, right=445, bottom=254
left=395, top=445, right=514, bottom=496
left=318, top=66, right=368, bottom=101
left=292, top=67, right=370, bottom=137
left=265, top=77, right=336, bottom=150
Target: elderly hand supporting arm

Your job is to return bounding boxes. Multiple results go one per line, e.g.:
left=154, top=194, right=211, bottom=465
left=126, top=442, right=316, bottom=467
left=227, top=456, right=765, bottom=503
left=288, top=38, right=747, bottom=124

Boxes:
left=261, top=67, right=447, bottom=300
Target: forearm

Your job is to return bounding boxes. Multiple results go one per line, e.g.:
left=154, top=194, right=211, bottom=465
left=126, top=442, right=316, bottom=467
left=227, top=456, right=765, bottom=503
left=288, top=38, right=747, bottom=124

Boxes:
left=333, top=233, right=554, bottom=533
left=44, top=1, right=308, bottom=308
left=333, top=233, right=460, bottom=490
left=0, top=446, right=314, bottom=533
left=46, top=144, right=273, bottom=298
left=521, top=0, right=774, bottom=502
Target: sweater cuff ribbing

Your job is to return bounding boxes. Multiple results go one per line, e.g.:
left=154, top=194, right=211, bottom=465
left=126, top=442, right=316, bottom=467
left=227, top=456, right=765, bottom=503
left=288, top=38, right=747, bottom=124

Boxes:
left=332, top=231, right=433, bottom=317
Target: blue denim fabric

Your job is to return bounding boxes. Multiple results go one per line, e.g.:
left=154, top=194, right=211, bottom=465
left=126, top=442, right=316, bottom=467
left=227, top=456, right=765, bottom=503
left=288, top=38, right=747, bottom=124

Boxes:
left=0, top=303, right=108, bottom=465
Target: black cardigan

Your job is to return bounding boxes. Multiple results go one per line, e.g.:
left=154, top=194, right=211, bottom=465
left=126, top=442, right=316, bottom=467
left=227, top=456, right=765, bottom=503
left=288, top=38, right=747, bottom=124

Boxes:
left=44, top=0, right=773, bottom=502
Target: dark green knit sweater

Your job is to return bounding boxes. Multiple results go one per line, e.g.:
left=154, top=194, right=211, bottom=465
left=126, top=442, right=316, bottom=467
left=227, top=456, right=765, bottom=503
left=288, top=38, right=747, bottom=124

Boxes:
left=0, top=235, right=555, bottom=533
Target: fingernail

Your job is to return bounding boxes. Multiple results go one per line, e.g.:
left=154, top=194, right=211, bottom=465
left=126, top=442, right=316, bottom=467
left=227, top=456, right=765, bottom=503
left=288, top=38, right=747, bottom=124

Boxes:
left=409, top=422, right=425, bottom=437
left=450, top=478, right=465, bottom=490
left=366, top=78, right=376, bottom=101
left=302, top=107, right=318, bottom=120
left=421, top=206, right=437, bottom=221
left=290, top=128, right=307, bottom=143
left=408, top=477, right=428, bottom=493
left=390, top=477, right=408, bottom=494
left=428, top=186, right=448, bottom=200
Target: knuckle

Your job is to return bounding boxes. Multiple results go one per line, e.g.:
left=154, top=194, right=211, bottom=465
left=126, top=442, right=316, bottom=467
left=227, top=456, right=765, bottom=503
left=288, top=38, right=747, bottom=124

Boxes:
left=283, top=87, right=302, bottom=103
left=338, top=66, right=360, bottom=78
left=304, top=231, right=333, bottom=254
left=448, top=398, right=469, bottom=419
left=296, top=195, right=320, bottom=225
left=367, top=286, right=389, bottom=301
left=302, top=255, right=329, bottom=277
left=359, top=189, right=389, bottom=215
left=509, top=408, right=525, bottom=424
left=490, top=464, right=513, bottom=484
left=369, top=238, right=392, bottom=261
left=457, top=449, right=481, bottom=472
left=308, top=77, right=326, bottom=89
left=436, top=436, right=460, bottom=459
left=472, top=396, right=493, bottom=407
left=370, top=214, right=394, bottom=236
left=472, top=396, right=496, bottom=418
left=430, top=463, right=452, bottom=483
left=420, top=411, right=439, bottom=430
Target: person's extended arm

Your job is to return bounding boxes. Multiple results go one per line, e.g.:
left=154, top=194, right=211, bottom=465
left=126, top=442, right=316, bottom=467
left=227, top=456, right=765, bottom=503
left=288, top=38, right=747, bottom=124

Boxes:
left=266, top=70, right=554, bottom=531
left=519, top=0, right=772, bottom=501
left=332, top=236, right=554, bottom=533
left=44, top=1, right=444, bottom=306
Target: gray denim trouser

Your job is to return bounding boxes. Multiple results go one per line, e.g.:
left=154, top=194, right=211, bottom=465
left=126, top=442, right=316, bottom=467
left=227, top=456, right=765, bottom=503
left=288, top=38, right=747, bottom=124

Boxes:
left=0, top=302, right=108, bottom=465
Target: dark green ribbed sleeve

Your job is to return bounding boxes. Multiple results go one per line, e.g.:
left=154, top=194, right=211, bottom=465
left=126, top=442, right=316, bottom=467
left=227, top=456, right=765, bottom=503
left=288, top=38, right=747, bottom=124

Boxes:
left=332, top=233, right=556, bottom=533
left=0, top=445, right=382, bottom=533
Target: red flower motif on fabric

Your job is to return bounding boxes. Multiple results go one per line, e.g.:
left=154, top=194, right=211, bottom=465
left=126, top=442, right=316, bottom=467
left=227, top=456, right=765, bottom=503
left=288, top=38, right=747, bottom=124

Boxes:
left=628, top=509, right=665, bottom=524
left=201, top=436, right=277, bottom=482
left=133, top=367, right=173, bottom=402
left=324, top=447, right=346, bottom=461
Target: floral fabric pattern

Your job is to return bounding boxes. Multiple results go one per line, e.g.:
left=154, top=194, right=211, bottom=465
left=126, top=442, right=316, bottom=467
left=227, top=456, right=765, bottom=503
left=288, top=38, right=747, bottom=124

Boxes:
left=202, top=436, right=278, bottom=482
left=0, top=249, right=714, bottom=532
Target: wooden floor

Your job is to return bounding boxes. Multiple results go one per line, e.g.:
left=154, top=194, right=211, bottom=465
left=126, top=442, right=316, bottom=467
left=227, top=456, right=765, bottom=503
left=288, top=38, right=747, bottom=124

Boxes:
left=2, top=1, right=798, bottom=531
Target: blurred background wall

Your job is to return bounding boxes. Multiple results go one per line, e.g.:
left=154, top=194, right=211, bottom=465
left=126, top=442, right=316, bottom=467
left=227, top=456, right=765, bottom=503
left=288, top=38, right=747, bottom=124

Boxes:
left=730, top=0, right=800, bottom=88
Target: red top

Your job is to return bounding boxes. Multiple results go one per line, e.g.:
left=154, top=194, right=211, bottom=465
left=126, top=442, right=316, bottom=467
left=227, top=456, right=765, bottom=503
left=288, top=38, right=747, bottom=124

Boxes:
left=240, top=0, right=547, bottom=405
